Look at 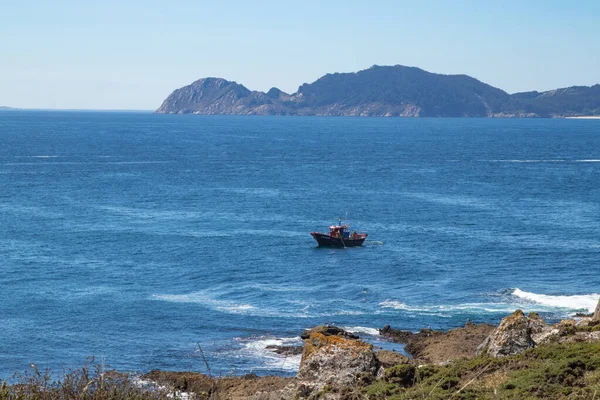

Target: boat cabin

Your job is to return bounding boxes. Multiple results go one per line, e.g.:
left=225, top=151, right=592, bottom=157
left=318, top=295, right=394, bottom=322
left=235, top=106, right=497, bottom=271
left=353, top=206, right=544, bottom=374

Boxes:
left=329, top=224, right=350, bottom=238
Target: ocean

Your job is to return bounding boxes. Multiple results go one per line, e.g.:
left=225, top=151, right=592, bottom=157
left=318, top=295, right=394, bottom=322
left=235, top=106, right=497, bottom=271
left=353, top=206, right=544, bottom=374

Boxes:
left=1, top=110, right=599, bottom=378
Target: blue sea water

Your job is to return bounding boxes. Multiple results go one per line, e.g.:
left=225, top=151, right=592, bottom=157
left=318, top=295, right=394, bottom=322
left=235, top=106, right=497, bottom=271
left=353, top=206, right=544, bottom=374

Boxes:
left=1, top=111, right=600, bottom=378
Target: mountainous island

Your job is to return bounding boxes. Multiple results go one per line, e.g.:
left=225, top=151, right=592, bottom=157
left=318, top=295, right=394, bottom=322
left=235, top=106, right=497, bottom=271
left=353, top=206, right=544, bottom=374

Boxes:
left=156, top=65, right=600, bottom=118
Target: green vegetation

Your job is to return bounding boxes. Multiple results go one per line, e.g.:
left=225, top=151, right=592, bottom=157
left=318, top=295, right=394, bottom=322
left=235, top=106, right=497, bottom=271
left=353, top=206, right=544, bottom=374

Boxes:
left=363, top=341, right=600, bottom=399
left=6, top=340, right=600, bottom=399
left=0, top=361, right=293, bottom=400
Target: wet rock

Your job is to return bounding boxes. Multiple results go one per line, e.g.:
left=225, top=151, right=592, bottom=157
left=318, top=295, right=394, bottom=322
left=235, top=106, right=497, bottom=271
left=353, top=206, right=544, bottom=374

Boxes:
left=265, top=345, right=303, bottom=356
left=285, top=325, right=379, bottom=399
left=300, top=325, right=359, bottom=340
left=575, top=312, right=593, bottom=318
left=379, top=324, right=430, bottom=343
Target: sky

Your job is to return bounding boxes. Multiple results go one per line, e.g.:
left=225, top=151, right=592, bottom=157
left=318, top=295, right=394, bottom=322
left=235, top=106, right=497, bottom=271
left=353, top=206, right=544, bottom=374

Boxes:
left=1, top=0, right=599, bottom=110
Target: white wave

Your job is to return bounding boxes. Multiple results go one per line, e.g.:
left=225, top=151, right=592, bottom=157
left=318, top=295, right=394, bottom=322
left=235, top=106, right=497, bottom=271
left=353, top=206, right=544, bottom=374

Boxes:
left=235, top=336, right=302, bottom=372
left=29, top=155, right=58, bottom=158
left=512, top=288, right=599, bottom=313
left=340, top=326, right=380, bottom=336
left=380, top=290, right=600, bottom=317
left=576, top=160, right=600, bottom=162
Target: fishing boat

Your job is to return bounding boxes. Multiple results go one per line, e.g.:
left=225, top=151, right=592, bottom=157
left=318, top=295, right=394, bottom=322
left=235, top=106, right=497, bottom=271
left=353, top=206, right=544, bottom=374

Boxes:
left=310, top=220, right=368, bottom=247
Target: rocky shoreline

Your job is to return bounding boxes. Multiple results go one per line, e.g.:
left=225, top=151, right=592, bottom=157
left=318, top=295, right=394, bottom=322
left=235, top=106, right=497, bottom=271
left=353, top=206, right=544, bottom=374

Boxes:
left=138, top=302, right=600, bottom=399
left=6, top=309, right=600, bottom=399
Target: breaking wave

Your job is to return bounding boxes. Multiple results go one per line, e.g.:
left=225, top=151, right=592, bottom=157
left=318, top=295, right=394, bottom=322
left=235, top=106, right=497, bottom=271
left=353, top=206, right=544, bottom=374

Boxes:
left=339, top=326, right=380, bottom=336
left=380, top=289, right=600, bottom=316
left=234, top=336, right=302, bottom=372
left=512, top=288, right=599, bottom=313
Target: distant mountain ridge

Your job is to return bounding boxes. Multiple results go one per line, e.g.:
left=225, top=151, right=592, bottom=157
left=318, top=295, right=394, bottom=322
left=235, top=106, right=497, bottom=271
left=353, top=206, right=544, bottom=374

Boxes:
left=155, top=65, right=600, bottom=118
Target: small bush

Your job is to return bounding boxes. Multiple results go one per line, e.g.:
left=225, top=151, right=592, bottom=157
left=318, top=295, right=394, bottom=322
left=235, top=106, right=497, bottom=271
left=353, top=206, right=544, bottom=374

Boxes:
left=383, top=364, right=415, bottom=387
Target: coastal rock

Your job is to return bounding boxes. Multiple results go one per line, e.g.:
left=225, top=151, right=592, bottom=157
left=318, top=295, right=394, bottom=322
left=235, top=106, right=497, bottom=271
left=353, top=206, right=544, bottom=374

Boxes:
left=481, top=310, right=543, bottom=357
left=380, top=322, right=495, bottom=364
left=299, top=325, right=359, bottom=341
left=286, top=325, right=378, bottom=399
left=593, top=297, right=600, bottom=321
left=265, top=345, right=303, bottom=356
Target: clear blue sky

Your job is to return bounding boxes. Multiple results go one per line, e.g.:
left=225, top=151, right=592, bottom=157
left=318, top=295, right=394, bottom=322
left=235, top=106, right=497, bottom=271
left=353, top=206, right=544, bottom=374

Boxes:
left=1, top=0, right=599, bottom=110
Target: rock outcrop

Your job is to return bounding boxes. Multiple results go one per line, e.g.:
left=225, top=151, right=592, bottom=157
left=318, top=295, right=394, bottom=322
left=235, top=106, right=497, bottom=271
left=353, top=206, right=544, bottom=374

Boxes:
left=285, top=325, right=379, bottom=399
left=478, top=310, right=553, bottom=357
left=380, top=321, right=495, bottom=364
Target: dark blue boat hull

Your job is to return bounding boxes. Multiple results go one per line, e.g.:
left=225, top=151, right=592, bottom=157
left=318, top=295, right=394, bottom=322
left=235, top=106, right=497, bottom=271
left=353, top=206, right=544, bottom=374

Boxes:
left=311, top=232, right=366, bottom=247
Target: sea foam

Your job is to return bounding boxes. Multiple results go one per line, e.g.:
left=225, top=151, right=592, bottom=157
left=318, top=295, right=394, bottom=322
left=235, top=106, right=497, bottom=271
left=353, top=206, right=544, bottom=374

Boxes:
left=236, top=336, right=302, bottom=372
left=512, top=288, right=599, bottom=313
left=339, top=326, right=380, bottom=336
left=379, top=290, right=600, bottom=317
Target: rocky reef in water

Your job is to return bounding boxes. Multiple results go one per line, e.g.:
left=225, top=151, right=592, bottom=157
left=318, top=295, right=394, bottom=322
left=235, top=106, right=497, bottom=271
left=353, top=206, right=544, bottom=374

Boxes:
left=155, top=65, right=600, bottom=118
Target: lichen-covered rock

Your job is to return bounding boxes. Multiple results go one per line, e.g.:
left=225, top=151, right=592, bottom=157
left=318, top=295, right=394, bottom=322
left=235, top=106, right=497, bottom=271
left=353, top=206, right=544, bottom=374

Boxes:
left=527, top=312, right=548, bottom=334
left=482, top=310, right=537, bottom=357
left=285, top=325, right=379, bottom=399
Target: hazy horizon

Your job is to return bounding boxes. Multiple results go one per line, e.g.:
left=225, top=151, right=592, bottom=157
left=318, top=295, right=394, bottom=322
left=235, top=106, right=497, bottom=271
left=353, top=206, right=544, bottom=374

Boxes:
left=1, top=0, right=599, bottom=110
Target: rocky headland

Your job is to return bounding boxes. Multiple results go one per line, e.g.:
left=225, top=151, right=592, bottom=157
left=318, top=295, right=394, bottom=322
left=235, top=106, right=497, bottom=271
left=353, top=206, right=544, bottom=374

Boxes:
left=155, top=65, right=600, bottom=118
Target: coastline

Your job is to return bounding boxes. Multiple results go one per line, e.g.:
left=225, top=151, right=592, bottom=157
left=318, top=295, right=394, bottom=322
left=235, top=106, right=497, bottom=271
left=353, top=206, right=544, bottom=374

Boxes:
left=4, top=310, right=600, bottom=399
left=142, top=310, right=600, bottom=399
left=566, top=116, right=600, bottom=119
